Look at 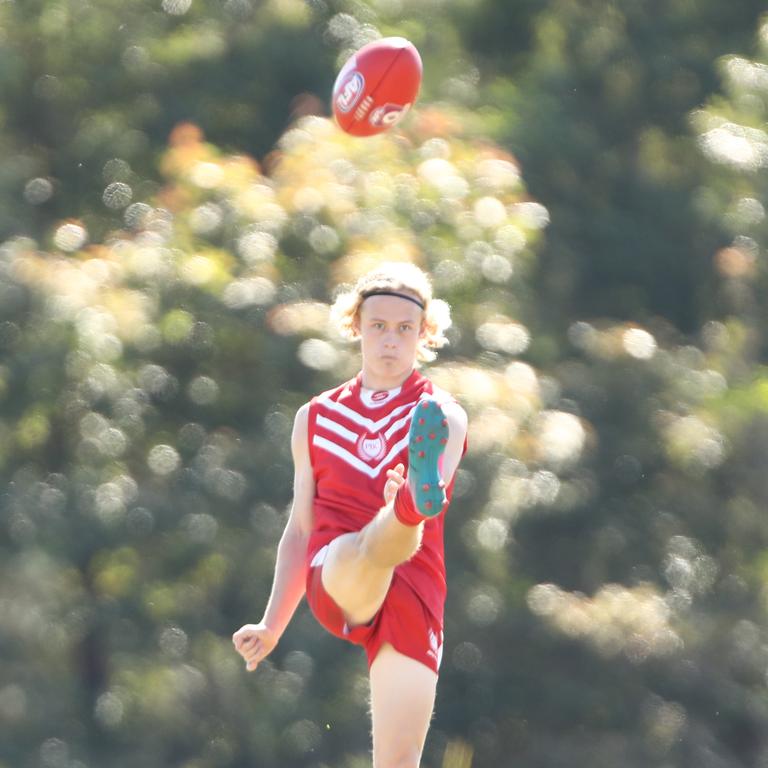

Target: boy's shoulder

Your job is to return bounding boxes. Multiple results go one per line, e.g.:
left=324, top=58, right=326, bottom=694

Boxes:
left=424, top=377, right=459, bottom=407
left=311, top=376, right=356, bottom=406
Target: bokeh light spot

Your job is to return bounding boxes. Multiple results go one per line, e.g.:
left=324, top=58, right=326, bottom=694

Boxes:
left=53, top=222, right=88, bottom=252
left=237, top=230, right=278, bottom=264
left=162, top=0, right=192, bottom=14
left=102, top=182, right=133, bottom=210
left=94, top=692, right=125, bottom=728
left=473, top=196, right=507, bottom=228
left=188, top=376, right=219, bottom=405
left=476, top=320, right=529, bottom=354
left=298, top=338, right=339, bottom=370
left=535, top=411, right=586, bottom=466
left=452, top=641, right=482, bottom=672
left=623, top=328, right=657, bottom=359
left=24, top=178, right=54, bottom=205
left=147, top=444, right=181, bottom=476
left=476, top=517, right=508, bottom=551
left=223, top=277, right=276, bottom=308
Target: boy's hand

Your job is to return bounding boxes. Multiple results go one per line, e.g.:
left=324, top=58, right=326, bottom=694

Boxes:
left=383, top=462, right=406, bottom=506
left=232, top=622, right=279, bottom=672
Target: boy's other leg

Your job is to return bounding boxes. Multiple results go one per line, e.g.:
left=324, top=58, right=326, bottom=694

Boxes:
left=369, top=643, right=438, bottom=768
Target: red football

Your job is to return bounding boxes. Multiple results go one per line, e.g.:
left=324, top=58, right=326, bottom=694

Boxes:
left=332, top=37, right=422, bottom=137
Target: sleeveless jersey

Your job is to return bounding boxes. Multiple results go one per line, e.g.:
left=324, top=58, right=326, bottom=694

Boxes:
left=306, top=368, right=459, bottom=625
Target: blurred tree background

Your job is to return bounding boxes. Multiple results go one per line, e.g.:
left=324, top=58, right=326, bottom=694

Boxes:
left=2, top=1, right=768, bottom=767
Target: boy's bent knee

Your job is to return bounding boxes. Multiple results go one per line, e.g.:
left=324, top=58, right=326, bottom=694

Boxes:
left=324, top=532, right=387, bottom=580
left=320, top=534, right=393, bottom=623
left=358, top=520, right=422, bottom=569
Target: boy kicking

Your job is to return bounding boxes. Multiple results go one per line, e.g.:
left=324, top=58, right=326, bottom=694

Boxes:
left=233, top=262, right=468, bottom=768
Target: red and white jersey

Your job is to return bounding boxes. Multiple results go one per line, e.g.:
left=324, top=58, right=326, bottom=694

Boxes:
left=306, top=368, right=460, bottom=624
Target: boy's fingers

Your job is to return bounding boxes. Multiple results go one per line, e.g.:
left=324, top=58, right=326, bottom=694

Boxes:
left=233, top=633, right=253, bottom=651
left=234, top=626, right=275, bottom=672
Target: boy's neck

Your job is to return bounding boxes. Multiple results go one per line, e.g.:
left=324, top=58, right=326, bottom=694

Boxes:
left=360, top=368, right=415, bottom=392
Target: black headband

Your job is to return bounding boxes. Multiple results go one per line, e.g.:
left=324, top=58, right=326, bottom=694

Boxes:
left=361, top=290, right=425, bottom=310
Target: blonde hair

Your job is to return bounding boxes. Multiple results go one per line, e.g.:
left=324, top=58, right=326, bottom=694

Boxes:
left=331, top=262, right=451, bottom=362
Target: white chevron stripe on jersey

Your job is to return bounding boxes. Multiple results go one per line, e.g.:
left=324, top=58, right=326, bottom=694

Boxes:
left=312, top=433, right=410, bottom=478
left=384, top=410, right=415, bottom=440
left=317, top=394, right=423, bottom=433
left=318, top=409, right=413, bottom=444
left=315, top=414, right=358, bottom=444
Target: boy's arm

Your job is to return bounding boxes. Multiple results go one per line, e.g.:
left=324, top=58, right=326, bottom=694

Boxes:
left=232, top=403, right=315, bottom=672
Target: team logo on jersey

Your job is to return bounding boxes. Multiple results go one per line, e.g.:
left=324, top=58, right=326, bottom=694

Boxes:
left=357, top=431, right=387, bottom=462
left=371, top=390, right=389, bottom=402
left=336, top=71, right=365, bottom=113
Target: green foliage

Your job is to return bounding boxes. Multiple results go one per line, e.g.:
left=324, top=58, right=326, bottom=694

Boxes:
left=0, top=106, right=550, bottom=766
left=470, top=0, right=767, bottom=331
left=0, top=0, right=333, bottom=241
left=2, top=2, right=768, bottom=767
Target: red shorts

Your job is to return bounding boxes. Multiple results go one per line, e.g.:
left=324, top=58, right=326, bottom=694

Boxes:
left=305, top=544, right=444, bottom=675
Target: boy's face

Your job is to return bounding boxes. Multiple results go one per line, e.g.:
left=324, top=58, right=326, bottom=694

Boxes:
left=355, top=294, right=424, bottom=385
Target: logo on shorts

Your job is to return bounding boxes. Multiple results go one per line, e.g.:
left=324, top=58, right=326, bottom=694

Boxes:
left=336, top=71, right=365, bottom=113
left=427, top=628, right=444, bottom=669
left=369, top=102, right=411, bottom=128
left=357, top=431, right=387, bottom=462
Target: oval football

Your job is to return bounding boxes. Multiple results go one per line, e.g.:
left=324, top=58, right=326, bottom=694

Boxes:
left=332, top=37, right=422, bottom=137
